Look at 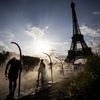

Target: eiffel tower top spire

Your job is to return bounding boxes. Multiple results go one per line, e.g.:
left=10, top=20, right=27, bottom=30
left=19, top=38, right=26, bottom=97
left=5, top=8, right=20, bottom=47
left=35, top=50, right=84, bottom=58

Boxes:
left=71, top=0, right=81, bottom=35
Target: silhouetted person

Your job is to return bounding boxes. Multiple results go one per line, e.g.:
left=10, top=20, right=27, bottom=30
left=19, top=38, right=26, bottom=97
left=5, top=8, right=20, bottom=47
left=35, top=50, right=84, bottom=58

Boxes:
left=37, top=59, right=46, bottom=88
left=5, top=57, right=22, bottom=97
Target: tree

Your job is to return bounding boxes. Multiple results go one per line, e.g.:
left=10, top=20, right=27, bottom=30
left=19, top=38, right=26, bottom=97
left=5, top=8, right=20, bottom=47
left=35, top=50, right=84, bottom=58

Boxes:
left=0, top=51, right=10, bottom=66
left=22, top=56, right=40, bottom=71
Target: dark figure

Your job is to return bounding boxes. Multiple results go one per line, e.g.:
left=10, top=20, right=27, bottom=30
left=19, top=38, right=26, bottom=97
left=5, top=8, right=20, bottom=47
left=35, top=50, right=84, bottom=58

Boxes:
left=5, top=57, right=22, bottom=97
left=37, top=59, right=46, bottom=88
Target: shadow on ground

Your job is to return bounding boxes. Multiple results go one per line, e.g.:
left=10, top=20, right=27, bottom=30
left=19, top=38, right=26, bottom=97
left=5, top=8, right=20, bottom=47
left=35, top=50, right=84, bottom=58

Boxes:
left=4, top=86, right=51, bottom=100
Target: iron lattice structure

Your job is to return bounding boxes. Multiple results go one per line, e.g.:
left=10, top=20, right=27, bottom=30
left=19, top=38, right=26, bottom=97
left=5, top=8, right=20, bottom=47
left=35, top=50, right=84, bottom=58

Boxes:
left=65, top=1, right=92, bottom=63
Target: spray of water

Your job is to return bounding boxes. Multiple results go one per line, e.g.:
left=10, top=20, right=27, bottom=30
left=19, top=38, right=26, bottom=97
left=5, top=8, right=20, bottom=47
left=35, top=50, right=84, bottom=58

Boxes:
left=0, top=57, right=75, bottom=99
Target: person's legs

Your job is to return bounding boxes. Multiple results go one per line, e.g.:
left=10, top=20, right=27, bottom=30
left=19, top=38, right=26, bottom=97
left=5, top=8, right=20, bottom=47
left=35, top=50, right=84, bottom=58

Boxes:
left=38, top=71, right=40, bottom=81
left=41, top=73, right=45, bottom=87
left=35, top=71, right=40, bottom=92
left=9, top=79, right=13, bottom=96
left=36, top=71, right=40, bottom=88
left=12, top=79, right=17, bottom=97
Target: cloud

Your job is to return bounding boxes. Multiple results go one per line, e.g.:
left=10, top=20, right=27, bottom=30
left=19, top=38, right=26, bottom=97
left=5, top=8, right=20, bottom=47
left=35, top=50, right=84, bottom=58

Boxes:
left=80, top=25, right=100, bottom=52
left=80, top=25, right=100, bottom=53
left=0, top=41, right=9, bottom=51
left=92, top=11, right=100, bottom=15
left=49, top=41, right=70, bottom=56
left=80, top=25, right=100, bottom=37
left=24, top=25, right=69, bottom=56
left=45, top=26, right=49, bottom=30
left=0, top=32, right=15, bottom=52
left=0, top=32, right=14, bottom=41
left=25, top=26, right=49, bottom=40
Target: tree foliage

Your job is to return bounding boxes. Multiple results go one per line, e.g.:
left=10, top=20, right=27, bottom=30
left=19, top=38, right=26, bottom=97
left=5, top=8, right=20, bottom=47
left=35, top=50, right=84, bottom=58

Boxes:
left=50, top=54, right=100, bottom=100
left=0, top=51, right=40, bottom=71
left=22, top=55, right=40, bottom=70
left=0, top=51, right=9, bottom=66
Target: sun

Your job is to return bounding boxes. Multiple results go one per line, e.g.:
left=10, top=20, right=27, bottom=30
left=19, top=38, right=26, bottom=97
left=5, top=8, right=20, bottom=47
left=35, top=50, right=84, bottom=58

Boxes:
left=34, top=40, right=51, bottom=55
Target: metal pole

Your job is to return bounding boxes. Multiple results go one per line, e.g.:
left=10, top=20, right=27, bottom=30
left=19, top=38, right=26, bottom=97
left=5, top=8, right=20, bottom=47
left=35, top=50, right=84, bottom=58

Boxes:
left=43, top=52, right=53, bottom=84
left=55, top=57, right=64, bottom=76
left=11, top=42, right=22, bottom=99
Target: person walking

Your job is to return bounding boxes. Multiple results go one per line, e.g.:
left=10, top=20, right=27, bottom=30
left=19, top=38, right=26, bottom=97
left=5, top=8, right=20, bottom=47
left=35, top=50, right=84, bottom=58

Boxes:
left=5, top=57, right=22, bottom=98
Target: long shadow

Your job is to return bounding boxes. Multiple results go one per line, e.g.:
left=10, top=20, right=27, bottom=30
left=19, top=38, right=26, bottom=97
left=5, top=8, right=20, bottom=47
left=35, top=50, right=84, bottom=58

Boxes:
left=4, top=86, right=51, bottom=100
left=20, top=87, right=51, bottom=100
left=4, top=96, right=17, bottom=100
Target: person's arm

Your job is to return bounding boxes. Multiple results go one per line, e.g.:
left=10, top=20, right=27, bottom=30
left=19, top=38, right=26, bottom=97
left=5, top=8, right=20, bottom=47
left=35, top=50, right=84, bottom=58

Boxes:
left=5, top=60, right=11, bottom=76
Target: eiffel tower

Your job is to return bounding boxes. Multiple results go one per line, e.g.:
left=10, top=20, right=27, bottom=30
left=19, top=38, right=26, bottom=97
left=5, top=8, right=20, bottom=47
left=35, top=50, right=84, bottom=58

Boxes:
left=65, top=1, right=92, bottom=63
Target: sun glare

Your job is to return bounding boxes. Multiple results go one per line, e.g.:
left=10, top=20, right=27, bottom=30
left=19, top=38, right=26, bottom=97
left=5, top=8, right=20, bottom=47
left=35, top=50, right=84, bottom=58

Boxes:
left=34, top=40, right=51, bottom=55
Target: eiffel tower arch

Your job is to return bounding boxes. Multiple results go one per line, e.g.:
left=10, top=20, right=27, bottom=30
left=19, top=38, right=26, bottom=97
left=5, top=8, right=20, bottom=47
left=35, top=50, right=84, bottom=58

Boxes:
left=65, top=1, right=92, bottom=63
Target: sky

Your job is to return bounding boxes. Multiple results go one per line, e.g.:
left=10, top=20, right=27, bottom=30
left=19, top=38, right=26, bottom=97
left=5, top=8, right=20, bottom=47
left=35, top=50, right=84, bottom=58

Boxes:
left=0, top=0, right=100, bottom=57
